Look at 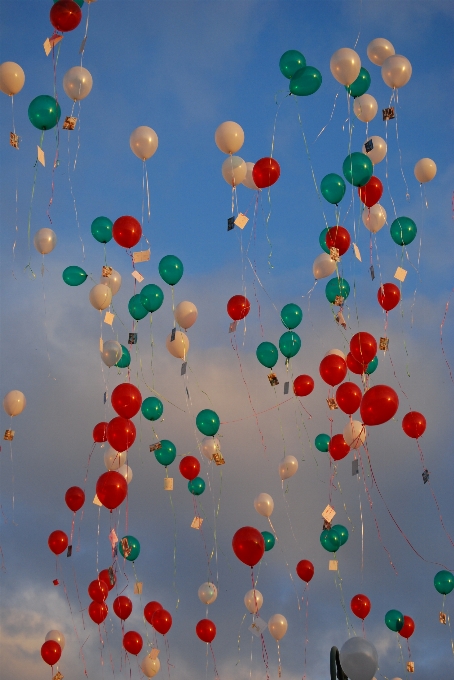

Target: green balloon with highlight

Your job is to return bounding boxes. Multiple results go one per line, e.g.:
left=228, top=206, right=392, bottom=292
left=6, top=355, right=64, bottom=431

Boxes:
left=159, top=255, right=184, bottom=286
left=289, top=66, right=322, bottom=96
left=116, top=345, right=131, bottom=369
left=346, top=67, right=371, bottom=98
left=365, top=356, right=378, bottom=375
left=119, top=535, right=140, bottom=562
left=256, top=342, right=279, bottom=369
left=385, top=609, right=404, bottom=632
left=315, top=433, right=331, bottom=452
left=342, top=152, right=373, bottom=187
left=196, top=409, right=220, bottom=436
left=262, top=530, right=275, bottom=551
left=279, top=50, right=306, bottom=79
left=320, top=174, right=346, bottom=205
left=188, top=477, right=205, bottom=496
left=128, top=294, right=148, bottom=321
left=140, top=283, right=164, bottom=313
left=332, top=524, right=348, bottom=546
left=62, top=266, right=87, bottom=287
left=141, top=397, right=163, bottom=421
left=434, top=570, right=454, bottom=595
left=91, top=216, right=113, bottom=244
left=280, top=303, right=303, bottom=330
left=325, top=277, right=350, bottom=304
left=390, top=216, right=417, bottom=246
left=28, top=95, right=61, bottom=130
left=320, top=528, right=341, bottom=553
left=155, top=439, right=176, bottom=467
left=279, top=331, right=301, bottom=359
left=319, top=227, right=330, bottom=254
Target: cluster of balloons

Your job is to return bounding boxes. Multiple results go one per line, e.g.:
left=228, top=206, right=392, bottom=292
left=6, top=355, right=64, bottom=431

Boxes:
left=279, top=49, right=322, bottom=97
left=41, top=629, right=65, bottom=667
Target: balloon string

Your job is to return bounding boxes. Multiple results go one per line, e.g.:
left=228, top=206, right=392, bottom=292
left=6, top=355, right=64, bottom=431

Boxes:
left=40, top=259, right=56, bottom=379
left=11, top=93, right=16, bottom=135
left=73, top=100, right=82, bottom=172
left=440, top=289, right=454, bottom=385
left=393, top=100, right=410, bottom=201
left=67, top=119, right=85, bottom=260
left=145, top=161, right=151, bottom=222
left=334, top=563, right=355, bottom=637
left=314, top=90, right=340, bottom=142
left=209, top=642, right=219, bottom=679
left=25, top=130, right=45, bottom=273
left=57, top=558, right=89, bottom=677
left=246, top=255, right=279, bottom=314
left=267, top=516, right=301, bottom=612
left=193, top=497, right=215, bottom=584
left=251, top=570, right=270, bottom=680
left=235, top=612, right=247, bottom=663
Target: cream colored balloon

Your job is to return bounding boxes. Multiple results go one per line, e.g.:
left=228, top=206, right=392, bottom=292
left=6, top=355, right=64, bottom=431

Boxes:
left=141, top=656, right=160, bottom=678
left=244, top=588, right=263, bottom=614
left=200, top=436, right=221, bottom=461
left=382, top=55, right=412, bottom=89
left=117, top=463, right=133, bottom=484
left=222, top=156, right=247, bottom=187
left=353, top=94, right=378, bottom=123
left=101, top=340, right=122, bottom=368
left=414, top=158, right=437, bottom=184
left=45, top=630, right=65, bottom=650
left=325, top=349, right=346, bottom=360
left=215, top=121, right=244, bottom=154
left=89, top=284, right=112, bottom=310
left=279, top=455, right=298, bottom=480
left=268, top=614, right=288, bottom=641
left=174, top=301, right=198, bottom=330
left=104, top=447, right=127, bottom=471
left=362, top=204, right=387, bottom=233
left=242, top=162, right=259, bottom=190
left=367, top=38, right=395, bottom=66
left=33, top=228, right=57, bottom=255
left=330, top=48, right=361, bottom=86
left=313, top=253, right=337, bottom=280
left=63, top=66, right=93, bottom=101
left=343, top=420, right=366, bottom=450
left=0, top=62, right=25, bottom=96
left=130, top=126, right=159, bottom=161
left=362, top=136, right=387, bottom=165
left=198, top=582, right=218, bottom=605
left=254, top=492, right=274, bottom=518
left=166, top=331, right=189, bottom=359
left=3, top=390, right=26, bottom=417
left=100, top=269, right=122, bottom=296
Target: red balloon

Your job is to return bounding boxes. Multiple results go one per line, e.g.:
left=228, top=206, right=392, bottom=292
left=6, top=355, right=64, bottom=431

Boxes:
left=96, top=471, right=128, bottom=511
left=319, top=354, right=347, bottom=387
left=360, top=384, right=399, bottom=426
left=252, top=157, right=280, bottom=189
left=325, top=226, right=351, bottom=256
left=41, top=640, right=62, bottom=666
left=88, top=601, right=108, bottom=625
left=144, top=601, right=163, bottom=625
left=93, top=421, right=108, bottom=442
left=335, top=382, right=362, bottom=415
left=346, top=352, right=367, bottom=375
left=50, top=0, right=82, bottom=32
left=232, top=526, right=265, bottom=567
left=402, top=411, right=426, bottom=439
left=293, top=375, right=314, bottom=397
left=111, top=383, right=142, bottom=419
left=377, top=283, right=400, bottom=312
left=196, top=618, right=216, bottom=643
left=88, top=578, right=108, bottom=604
left=113, top=215, right=142, bottom=249
left=113, top=595, right=133, bottom=620
left=398, top=615, right=415, bottom=639
left=99, top=568, right=116, bottom=591
left=358, top=176, right=383, bottom=208
left=152, top=609, right=172, bottom=635
left=48, top=530, right=68, bottom=555
left=106, top=416, right=136, bottom=451
left=123, top=630, right=143, bottom=655
left=179, top=455, right=201, bottom=481
left=65, top=486, right=85, bottom=512
left=350, top=594, right=371, bottom=620
left=350, top=332, right=377, bottom=365
left=328, top=434, right=350, bottom=461
left=296, top=559, right=314, bottom=583
left=227, top=295, right=251, bottom=321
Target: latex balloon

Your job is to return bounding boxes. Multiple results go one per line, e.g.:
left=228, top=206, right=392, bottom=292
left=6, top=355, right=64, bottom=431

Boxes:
left=0, top=62, right=25, bottom=96
left=296, top=560, right=314, bottom=583
left=89, top=283, right=112, bottom=311
left=254, top=492, right=274, bottom=518
left=340, top=637, right=378, bottom=680
left=222, top=155, right=247, bottom=186
left=351, top=594, right=371, bottom=620
left=343, top=420, right=366, bottom=450
left=113, top=216, right=142, bottom=249
left=101, top=269, right=122, bottom=296
left=326, top=225, right=350, bottom=256
left=91, top=216, right=113, bottom=244
left=313, top=252, right=337, bottom=279
left=256, top=342, right=278, bottom=369
left=215, top=121, right=244, bottom=154
left=367, top=38, right=395, bottom=66
left=330, top=48, right=361, bottom=85
left=289, top=66, right=322, bottom=96
left=293, top=375, right=314, bottom=397
left=188, top=477, right=205, bottom=495
left=63, top=265, right=87, bottom=286
left=198, top=582, right=218, bottom=605
left=252, top=157, right=280, bottom=189
left=155, top=439, right=176, bottom=467
left=320, top=174, right=346, bottom=205
left=119, top=535, right=140, bottom=561
left=279, top=331, right=301, bottom=359
left=200, top=436, right=221, bottom=461
left=242, top=162, right=259, bottom=190
left=263, top=530, right=276, bottom=550
left=319, top=227, right=330, bottom=253
left=50, top=0, right=82, bottom=31
left=174, top=301, right=198, bottom=330
left=159, top=255, right=184, bottom=285
left=41, top=640, right=61, bottom=666
left=398, top=615, right=415, bottom=639
left=280, top=303, right=302, bottom=330
left=144, top=601, right=163, bottom=625
left=93, top=421, right=108, bottom=442
left=329, top=434, right=350, bottom=461
left=166, top=331, right=189, bottom=359
left=434, top=570, right=454, bottom=595
left=362, top=204, right=387, bottom=233
left=123, top=631, right=143, bottom=655
left=268, top=614, right=288, bottom=641
left=196, top=409, right=220, bottom=436
left=343, top=153, right=373, bottom=187
left=111, top=383, right=142, bottom=419
left=130, top=126, right=158, bottom=160
left=326, top=349, right=346, bottom=360
left=117, top=463, right=133, bottom=485
left=360, top=385, right=399, bottom=426
left=279, top=455, right=299, bottom=480
left=358, top=177, right=383, bottom=208
left=152, top=609, right=172, bottom=635
left=88, top=601, right=108, bottom=625
left=377, top=282, right=400, bottom=311
left=99, top=568, right=116, bottom=591
left=315, top=433, right=330, bottom=452
left=227, top=295, right=250, bottom=321
left=336, top=382, right=362, bottom=415
left=65, top=486, right=85, bottom=512
left=96, top=471, right=128, bottom=510
left=279, top=50, right=306, bottom=78
left=385, top=609, right=404, bottom=632
left=196, top=618, right=216, bottom=643
left=244, top=588, right=263, bottom=613
left=319, top=354, right=347, bottom=386
left=88, top=578, right=108, bottom=603
left=141, top=397, right=163, bottom=421
left=28, top=95, right=61, bottom=130
left=320, top=528, right=341, bottom=552
left=3, top=390, right=26, bottom=417
left=382, top=55, right=412, bottom=89
left=63, top=66, right=92, bottom=101
left=414, top=158, right=437, bottom=183
left=362, top=136, right=387, bottom=165
left=141, top=284, right=164, bottom=313
left=346, top=67, right=371, bottom=98
left=332, top=524, right=349, bottom=546
left=141, top=656, right=160, bottom=678
left=402, top=411, right=426, bottom=439
left=179, top=455, right=200, bottom=481
left=116, top=345, right=131, bottom=369
left=365, top=356, right=378, bottom=375
left=350, top=332, right=377, bottom=365
left=232, top=526, right=265, bottom=567
left=347, top=352, right=367, bottom=375
left=390, top=216, right=417, bottom=246
left=45, top=630, right=65, bottom=651
left=325, top=277, right=350, bottom=303
left=353, top=94, right=378, bottom=123
left=34, top=228, right=57, bottom=255
left=101, top=340, right=122, bottom=367
left=48, top=530, right=68, bottom=555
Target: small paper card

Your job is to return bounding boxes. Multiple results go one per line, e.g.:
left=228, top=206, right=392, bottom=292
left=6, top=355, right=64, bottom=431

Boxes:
left=149, top=442, right=162, bottom=452
left=329, top=246, right=340, bottom=261
left=283, top=381, right=289, bottom=395
left=370, top=265, right=375, bottom=281
left=382, top=107, right=395, bottom=121
left=99, top=337, right=103, bottom=352
left=132, top=270, right=144, bottom=283
left=334, top=295, right=344, bottom=306
left=103, top=391, right=107, bottom=404
left=93, top=494, right=102, bottom=506
left=326, top=398, right=338, bottom=410
left=329, top=560, right=338, bottom=571
left=3, top=430, right=14, bottom=441
left=149, top=649, right=160, bottom=660
left=352, top=459, right=359, bottom=476
left=63, top=116, right=77, bottom=130
left=213, top=451, right=225, bottom=466
left=227, top=216, right=235, bottom=231
left=422, top=469, right=429, bottom=484
left=234, top=213, right=249, bottom=229
left=248, top=617, right=268, bottom=637
left=133, top=249, right=151, bottom=263
left=322, top=504, right=336, bottom=523
left=104, top=311, right=115, bottom=326
left=10, top=132, right=19, bottom=149
left=335, top=310, right=346, bottom=329
left=37, top=146, right=45, bottom=166
left=181, top=361, right=187, bottom=376
left=268, top=372, right=279, bottom=386
left=108, top=528, right=118, bottom=548
left=134, top=581, right=143, bottom=594
left=108, top=566, right=115, bottom=585
left=394, top=266, right=407, bottom=282
left=406, top=662, right=414, bottom=673
left=353, top=243, right=362, bottom=261
left=102, top=266, right=113, bottom=277
left=44, top=35, right=63, bottom=56
left=364, top=139, right=374, bottom=153
left=67, top=545, right=72, bottom=557
left=379, top=336, right=389, bottom=351
left=229, top=320, right=238, bottom=333
left=53, top=672, right=64, bottom=680
left=128, top=332, right=137, bottom=345
left=164, top=477, right=173, bottom=490
left=191, top=517, right=203, bottom=529
left=170, top=327, right=176, bottom=342
left=440, top=612, right=447, bottom=624
left=79, top=36, right=87, bottom=54
left=121, top=537, right=131, bottom=558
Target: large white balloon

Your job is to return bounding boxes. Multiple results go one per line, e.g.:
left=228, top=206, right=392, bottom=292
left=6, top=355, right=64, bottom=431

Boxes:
left=63, top=66, right=93, bottom=101
left=101, top=339, right=122, bottom=367
left=200, top=436, right=221, bottom=461
left=268, top=614, right=288, bottom=641
left=242, top=162, right=259, bottom=190
left=0, top=61, right=25, bottom=95
left=330, top=48, right=361, bottom=86
left=166, top=331, right=189, bottom=359
left=340, top=637, right=378, bottom=680
left=353, top=94, right=378, bottom=123
left=325, top=349, right=346, bottom=360
left=244, top=588, right=263, bottom=614
left=89, top=284, right=112, bottom=311
left=104, top=447, right=127, bottom=471
left=33, top=228, right=57, bottom=255
left=343, top=420, right=366, bottom=450
left=279, top=455, right=298, bottom=480
left=414, top=158, right=437, bottom=184
left=215, top=121, right=244, bottom=154
left=130, top=126, right=159, bottom=161
left=45, top=630, right=65, bottom=650
left=117, top=463, right=133, bottom=484
left=362, top=136, right=387, bottom=165
left=3, top=390, right=26, bottom=417
left=100, top=269, right=122, bottom=296
left=313, top=253, right=337, bottom=280
left=254, top=492, right=274, bottom=518
left=174, top=301, right=198, bottom=330
left=367, top=38, right=395, bottom=66
left=362, top=204, right=387, bottom=234
left=198, top=582, right=218, bottom=605
left=222, top=156, right=247, bottom=187
left=381, top=55, right=412, bottom=89
left=141, top=656, right=161, bottom=678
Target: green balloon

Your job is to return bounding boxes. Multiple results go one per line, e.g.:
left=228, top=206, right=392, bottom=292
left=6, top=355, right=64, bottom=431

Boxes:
left=365, top=356, right=378, bottom=375
left=315, top=433, right=331, bottom=452
left=158, top=255, right=184, bottom=286
left=119, top=535, right=140, bottom=562
left=279, top=331, right=301, bottom=359
left=91, top=216, right=113, bottom=244
left=332, top=524, right=348, bottom=546
left=261, top=530, right=275, bottom=551
left=128, top=294, right=148, bottom=321
left=28, top=95, right=61, bottom=131
left=280, top=303, right=303, bottom=330
left=141, top=396, right=163, bottom=421
left=320, top=173, right=346, bottom=205
left=279, top=50, right=306, bottom=79
left=434, top=570, right=454, bottom=595
left=289, top=66, right=322, bottom=96
left=319, top=227, right=330, bottom=254
left=188, top=477, right=205, bottom=496
left=116, top=345, right=130, bottom=368
left=62, top=266, right=87, bottom=287
left=155, top=439, right=176, bottom=467
left=342, top=152, right=373, bottom=187
left=385, top=609, right=404, bottom=632
left=320, top=528, right=341, bottom=553
left=390, top=216, right=417, bottom=246
left=196, top=409, right=220, bottom=436
left=325, top=277, right=350, bottom=304
left=346, top=67, right=371, bottom=98
left=140, top=283, right=164, bottom=313
left=256, top=341, right=278, bottom=369
left=54, top=0, right=83, bottom=5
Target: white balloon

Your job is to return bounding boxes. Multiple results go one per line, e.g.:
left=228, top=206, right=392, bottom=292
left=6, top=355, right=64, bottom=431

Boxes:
left=330, top=48, right=361, bottom=86
left=367, top=38, right=395, bottom=66
left=45, top=630, right=65, bottom=650
left=104, top=447, right=127, bottom=471
left=89, top=284, right=112, bottom=311
left=0, top=61, right=25, bottom=95
left=101, top=339, right=122, bottom=367
left=325, top=349, right=346, bottom=360
left=33, top=228, right=57, bottom=255
left=244, top=589, right=263, bottom=614
left=117, top=463, right=133, bottom=484
left=414, top=158, right=437, bottom=184
left=215, top=121, right=244, bottom=154
left=222, top=156, right=247, bottom=187
left=268, top=614, right=288, bottom=641
left=362, top=204, right=387, bottom=233
left=381, top=55, right=412, bottom=89
left=198, top=582, right=218, bottom=605
left=174, top=301, right=198, bottom=330
left=141, top=656, right=161, bottom=678
left=279, top=455, right=298, bottom=480
left=313, top=253, right=337, bottom=280
left=63, top=66, right=93, bottom=101
left=353, top=94, right=378, bottom=123
left=254, top=492, right=274, bottom=518
left=166, top=331, right=189, bottom=359
left=130, top=126, right=159, bottom=161
left=100, top=269, right=122, bottom=296
left=3, top=390, right=26, bottom=417
left=242, top=162, right=259, bottom=190
left=343, top=421, right=366, bottom=450
left=200, top=436, right=221, bottom=461
left=340, top=637, right=378, bottom=680
left=362, top=136, right=387, bottom=165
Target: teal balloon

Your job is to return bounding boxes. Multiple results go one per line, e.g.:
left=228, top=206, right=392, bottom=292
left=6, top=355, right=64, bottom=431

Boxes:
left=320, top=174, right=346, bottom=205
left=141, top=397, right=163, bottom=421
left=119, top=535, right=140, bottom=562
left=319, top=227, right=330, bottom=254
left=315, top=433, right=331, bottom=452
left=261, top=531, right=275, bottom=551
left=342, top=152, right=373, bottom=187
left=332, top=524, right=348, bottom=546
left=91, top=216, right=113, bottom=244
left=188, top=477, right=205, bottom=496
left=256, top=342, right=278, bottom=369
left=279, top=331, right=301, bottom=359
left=159, top=255, right=183, bottom=286
left=62, top=266, right=87, bottom=287
left=155, top=439, right=176, bottom=467
left=140, top=283, right=164, bottom=313
left=289, top=66, right=322, bottom=96
left=128, top=294, right=148, bottom=321
left=320, top=528, right=341, bottom=553
left=325, top=277, right=350, bottom=303
left=279, top=50, right=306, bottom=79
left=385, top=609, right=404, bottom=632
left=116, top=345, right=130, bottom=368
left=280, top=303, right=303, bottom=330
left=390, top=216, right=417, bottom=246
left=196, top=409, right=220, bottom=436
left=346, top=67, right=371, bottom=98
left=28, top=95, right=61, bottom=131
left=365, top=356, right=378, bottom=375
left=54, top=0, right=83, bottom=5
left=434, top=570, right=454, bottom=595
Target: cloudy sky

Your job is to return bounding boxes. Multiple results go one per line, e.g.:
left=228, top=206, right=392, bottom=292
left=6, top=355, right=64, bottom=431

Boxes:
left=1, top=1, right=453, bottom=679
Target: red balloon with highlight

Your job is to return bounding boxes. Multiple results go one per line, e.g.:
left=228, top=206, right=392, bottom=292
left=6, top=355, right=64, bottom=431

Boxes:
left=144, top=601, right=163, bottom=625
left=196, top=618, right=217, bottom=643
left=350, top=332, right=377, bottom=366
left=48, top=530, right=68, bottom=555
left=152, top=609, right=173, bottom=635
left=50, top=0, right=82, bottom=32
left=123, top=630, right=143, bottom=655
left=350, top=594, right=371, bottom=620
left=41, top=640, right=62, bottom=666
left=377, top=283, right=400, bottom=312
left=252, top=157, right=280, bottom=189
left=293, top=375, right=314, bottom=397
left=360, top=384, right=399, bottom=426
left=113, top=215, right=142, bottom=249
left=111, top=383, right=142, bottom=419
left=179, top=455, right=201, bottom=480
left=358, top=176, right=383, bottom=208
left=93, top=421, right=108, bottom=442
left=232, top=526, right=265, bottom=567
left=113, top=595, right=133, bottom=620
left=227, top=295, right=251, bottom=321
left=88, top=601, right=108, bottom=625
left=99, top=568, right=116, bottom=591
left=325, top=226, right=351, bottom=256
left=96, top=471, right=128, bottom=510
left=336, top=382, right=362, bottom=415
left=328, top=434, right=350, bottom=461
left=346, top=352, right=367, bottom=375
left=296, top=559, right=314, bottom=583
left=88, top=579, right=108, bottom=604
left=402, top=411, right=426, bottom=439
left=319, top=354, right=347, bottom=387
left=65, top=486, right=85, bottom=512
left=398, top=615, right=415, bottom=639
left=106, top=417, right=136, bottom=451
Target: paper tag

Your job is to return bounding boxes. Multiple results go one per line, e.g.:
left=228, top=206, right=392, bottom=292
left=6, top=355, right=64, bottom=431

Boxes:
left=108, top=566, right=115, bottom=585
left=149, top=442, right=162, bottom=452
left=329, top=246, right=340, bottom=261
left=322, top=504, right=336, bottom=523
left=248, top=617, right=268, bottom=637
left=10, top=132, right=19, bottom=149
left=93, top=494, right=102, bottom=506
left=109, top=529, right=118, bottom=548
left=213, top=451, right=225, bottom=466
left=79, top=36, right=87, bottom=54
left=394, top=266, right=407, bottom=282
left=268, top=372, right=279, bottom=386
left=102, top=266, right=112, bottom=278
left=335, top=310, right=346, bottom=329
left=234, top=213, right=249, bottom=229
left=104, top=311, right=115, bottom=326
left=149, top=649, right=160, bottom=660
left=229, top=320, right=238, bottom=333
left=406, top=662, right=414, bottom=673
left=133, top=249, right=151, bottom=263
left=329, top=560, right=338, bottom=571
left=67, top=545, right=72, bottom=557
left=3, top=430, right=15, bottom=441
left=44, top=34, right=63, bottom=56
left=134, top=581, right=143, bottom=594
left=164, top=477, right=173, bottom=490
left=132, top=270, right=144, bottom=283
left=181, top=361, right=187, bottom=376
left=353, top=243, right=362, bottom=261
left=379, top=336, right=389, bottom=351
left=370, top=265, right=375, bottom=281
left=128, top=332, right=137, bottom=345
left=352, top=459, right=359, bottom=476
left=63, top=116, right=77, bottom=130
left=99, top=337, right=103, bottom=352
left=191, top=517, right=203, bottom=529
left=37, top=146, right=45, bottom=166
left=364, top=139, right=374, bottom=153
left=283, top=381, right=289, bottom=395
left=170, top=327, right=176, bottom=342
left=103, top=391, right=107, bottom=404
left=326, top=398, right=338, bottom=410
left=43, top=38, right=52, bottom=56
left=382, top=107, right=395, bottom=121
left=227, top=216, right=235, bottom=231
left=422, top=469, right=429, bottom=484
left=53, top=672, right=64, bottom=680
left=440, top=611, right=447, bottom=624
